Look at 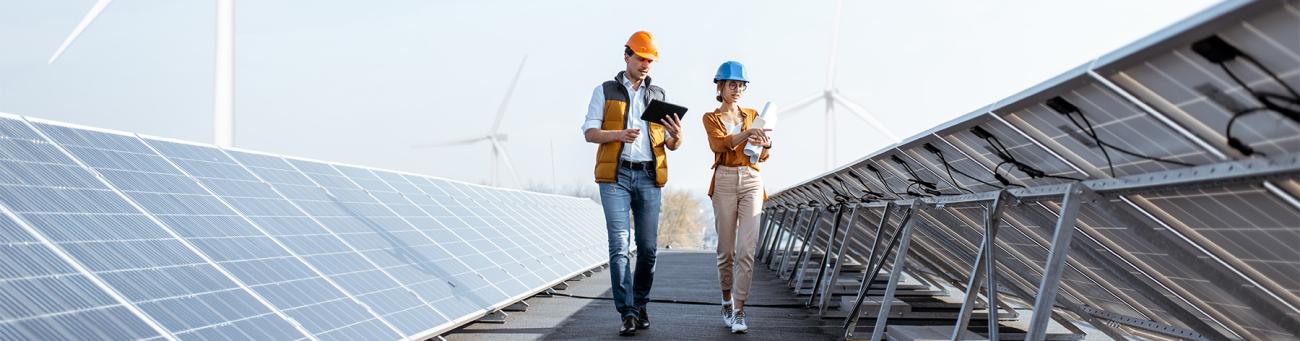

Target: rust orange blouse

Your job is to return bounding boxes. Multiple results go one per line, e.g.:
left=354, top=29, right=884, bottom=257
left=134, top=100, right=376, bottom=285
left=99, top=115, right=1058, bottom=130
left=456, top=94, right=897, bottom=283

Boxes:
left=704, top=107, right=771, bottom=197
left=703, top=107, right=771, bottom=170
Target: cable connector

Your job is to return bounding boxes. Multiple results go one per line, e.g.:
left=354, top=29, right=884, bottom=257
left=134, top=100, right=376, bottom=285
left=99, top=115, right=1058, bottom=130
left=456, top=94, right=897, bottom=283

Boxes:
left=889, top=155, right=906, bottom=165
left=1045, top=96, right=1079, bottom=115
left=994, top=173, right=1013, bottom=187
left=922, top=143, right=941, bottom=154
left=1192, top=35, right=1242, bottom=63
left=1227, top=137, right=1258, bottom=156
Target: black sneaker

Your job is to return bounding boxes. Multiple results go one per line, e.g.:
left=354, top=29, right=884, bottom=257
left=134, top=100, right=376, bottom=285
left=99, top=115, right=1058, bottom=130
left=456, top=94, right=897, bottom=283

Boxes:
left=619, top=315, right=637, bottom=336
left=636, top=307, right=650, bottom=329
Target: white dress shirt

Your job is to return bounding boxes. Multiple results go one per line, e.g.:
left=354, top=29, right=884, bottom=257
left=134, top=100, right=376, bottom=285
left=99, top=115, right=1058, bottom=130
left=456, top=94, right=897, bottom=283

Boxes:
left=581, top=76, right=654, bottom=162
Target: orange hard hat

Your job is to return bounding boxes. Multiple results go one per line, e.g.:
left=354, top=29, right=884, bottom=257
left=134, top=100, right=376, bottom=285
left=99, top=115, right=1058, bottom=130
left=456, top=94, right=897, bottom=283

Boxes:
left=625, top=31, right=659, bottom=61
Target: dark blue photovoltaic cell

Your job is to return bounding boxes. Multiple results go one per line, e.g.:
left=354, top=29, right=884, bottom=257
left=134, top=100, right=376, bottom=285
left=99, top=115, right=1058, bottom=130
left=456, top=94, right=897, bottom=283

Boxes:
left=140, top=138, right=404, bottom=341
left=0, top=119, right=306, bottom=340
left=225, top=151, right=450, bottom=336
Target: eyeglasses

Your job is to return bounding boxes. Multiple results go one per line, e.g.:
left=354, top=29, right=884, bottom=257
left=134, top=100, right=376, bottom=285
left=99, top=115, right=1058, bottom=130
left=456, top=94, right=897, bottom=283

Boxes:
left=724, top=82, right=748, bottom=91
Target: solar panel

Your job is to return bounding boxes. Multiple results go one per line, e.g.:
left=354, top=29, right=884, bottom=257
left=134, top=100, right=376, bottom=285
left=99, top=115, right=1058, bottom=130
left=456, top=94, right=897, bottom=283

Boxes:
left=0, top=201, right=163, bottom=340
left=328, top=164, right=511, bottom=316
left=399, top=176, right=535, bottom=295
left=223, top=152, right=457, bottom=335
left=0, top=111, right=610, bottom=340
left=139, top=138, right=405, bottom=340
left=766, top=1, right=1300, bottom=339
left=0, top=116, right=308, bottom=340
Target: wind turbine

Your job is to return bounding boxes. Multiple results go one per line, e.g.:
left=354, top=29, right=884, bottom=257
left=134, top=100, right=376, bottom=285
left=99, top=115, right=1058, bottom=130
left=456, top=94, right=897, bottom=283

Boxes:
left=413, top=56, right=527, bottom=188
left=782, top=0, right=899, bottom=170
left=49, top=0, right=236, bottom=148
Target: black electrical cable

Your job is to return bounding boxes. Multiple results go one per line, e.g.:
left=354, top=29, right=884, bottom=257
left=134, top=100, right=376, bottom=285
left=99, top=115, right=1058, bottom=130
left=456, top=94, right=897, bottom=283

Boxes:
left=867, top=166, right=910, bottom=197
left=903, top=182, right=930, bottom=198
left=925, top=146, right=979, bottom=193
left=1194, top=36, right=1300, bottom=157
left=1064, top=112, right=1117, bottom=177
left=994, top=153, right=1083, bottom=182
left=547, top=292, right=806, bottom=308
left=846, top=172, right=886, bottom=199
left=971, top=125, right=1079, bottom=184
left=955, top=164, right=1013, bottom=188
left=1217, top=61, right=1300, bottom=157
left=890, top=155, right=955, bottom=196
left=1232, top=53, right=1300, bottom=99
left=1061, top=110, right=1196, bottom=173
left=1225, top=107, right=1271, bottom=157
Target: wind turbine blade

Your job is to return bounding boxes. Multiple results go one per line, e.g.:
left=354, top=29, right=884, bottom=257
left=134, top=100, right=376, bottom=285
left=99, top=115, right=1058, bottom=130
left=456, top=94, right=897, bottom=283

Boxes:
left=489, top=139, right=521, bottom=187
left=411, top=135, right=490, bottom=148
left=49, top=0, right=113, bottom=64
left=825, top=0, right=844, bottom=89
left=832, top=93, right=902, bottom=142
left=490, top=55, right=527, bottom=135
left=781, top=92, right=824, bottom=118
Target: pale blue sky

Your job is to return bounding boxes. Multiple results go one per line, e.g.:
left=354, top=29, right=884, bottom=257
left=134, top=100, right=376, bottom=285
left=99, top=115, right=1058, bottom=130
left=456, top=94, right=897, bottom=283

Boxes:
left=0, top=0, right=1218, bottom=195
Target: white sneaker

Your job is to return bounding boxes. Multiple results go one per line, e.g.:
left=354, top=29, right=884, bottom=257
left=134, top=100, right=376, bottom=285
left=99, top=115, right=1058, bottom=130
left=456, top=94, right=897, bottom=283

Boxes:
left=721, top=302, right=734, bottom=327
left=731, top=310, right=748, bottom=334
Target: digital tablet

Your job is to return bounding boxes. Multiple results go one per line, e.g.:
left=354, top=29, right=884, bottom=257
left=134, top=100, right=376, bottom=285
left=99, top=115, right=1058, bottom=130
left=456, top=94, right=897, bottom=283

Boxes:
left=640, top=99, right=689, bottom=124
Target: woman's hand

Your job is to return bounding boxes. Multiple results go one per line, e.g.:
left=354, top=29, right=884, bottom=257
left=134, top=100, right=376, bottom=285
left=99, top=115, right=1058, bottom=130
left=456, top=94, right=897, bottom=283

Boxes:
left=746, top=132, right=770, bottom=147
left=743, top=127, right=768, bottom=138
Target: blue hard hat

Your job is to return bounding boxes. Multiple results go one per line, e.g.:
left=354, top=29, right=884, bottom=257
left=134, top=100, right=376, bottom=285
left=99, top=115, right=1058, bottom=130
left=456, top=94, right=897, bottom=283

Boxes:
left=713, top=60, right=749, bottom=83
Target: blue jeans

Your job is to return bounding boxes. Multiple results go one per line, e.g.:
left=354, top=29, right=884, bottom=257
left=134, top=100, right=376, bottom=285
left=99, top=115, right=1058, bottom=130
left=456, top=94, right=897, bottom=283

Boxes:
left=598, top=165, right=661, bottom=318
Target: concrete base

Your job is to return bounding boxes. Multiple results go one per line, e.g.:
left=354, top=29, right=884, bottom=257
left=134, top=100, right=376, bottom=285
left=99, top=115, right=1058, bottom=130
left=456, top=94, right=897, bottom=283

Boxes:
left=475, top=311, right=508, bottom=324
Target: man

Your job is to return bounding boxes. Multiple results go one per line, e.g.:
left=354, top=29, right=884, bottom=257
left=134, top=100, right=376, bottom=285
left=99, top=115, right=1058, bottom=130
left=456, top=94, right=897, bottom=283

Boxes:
left=581, top=30, right=683, bottom=336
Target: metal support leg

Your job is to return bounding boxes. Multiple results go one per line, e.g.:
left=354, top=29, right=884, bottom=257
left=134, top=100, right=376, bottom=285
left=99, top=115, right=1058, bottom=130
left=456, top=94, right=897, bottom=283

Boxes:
left=773, top=207, right=796, bottom=270
left=1027, top=182, right=1085, bottom=340
left=870, top=205, right=921, bottom=341
left=808, top=204, right=849, bottom=305
left=756, top=208, right=781, bottom=261
left=777, top=206, right=813, bottom=274
left=982, top=193, right=1006, bottom=340
left=818, top=203, right=861, bottom=315
left=765, top=208, right=796, bottom=266
left=951, top=191, right=1010, bottom=340
left=790, top=207, right=827, bottom=286
left=763, top=208, right=789, bottom=264
left=843, top=203, right=911, bottom=339
left=755, top=208, right=770, bottom=259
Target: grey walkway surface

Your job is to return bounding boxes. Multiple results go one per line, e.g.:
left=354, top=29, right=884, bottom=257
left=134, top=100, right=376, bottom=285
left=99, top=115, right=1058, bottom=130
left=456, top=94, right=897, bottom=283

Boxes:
left=444, top=250, right=840, bottom=340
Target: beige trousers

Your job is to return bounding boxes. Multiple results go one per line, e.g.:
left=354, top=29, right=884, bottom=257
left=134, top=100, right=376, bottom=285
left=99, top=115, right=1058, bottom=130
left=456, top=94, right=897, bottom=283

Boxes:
left=711, top=166, right=763, bottom=301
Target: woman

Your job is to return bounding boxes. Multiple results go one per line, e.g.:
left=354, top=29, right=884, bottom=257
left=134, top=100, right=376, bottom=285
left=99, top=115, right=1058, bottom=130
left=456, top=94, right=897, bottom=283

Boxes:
left=702, top=60, right=771, bottom=334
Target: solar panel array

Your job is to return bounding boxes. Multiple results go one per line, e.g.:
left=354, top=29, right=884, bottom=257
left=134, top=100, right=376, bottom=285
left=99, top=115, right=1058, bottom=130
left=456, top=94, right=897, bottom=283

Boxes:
left=763, top=1, right=1300, bottom=340
left=0, top=114, right=607, bottom=340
